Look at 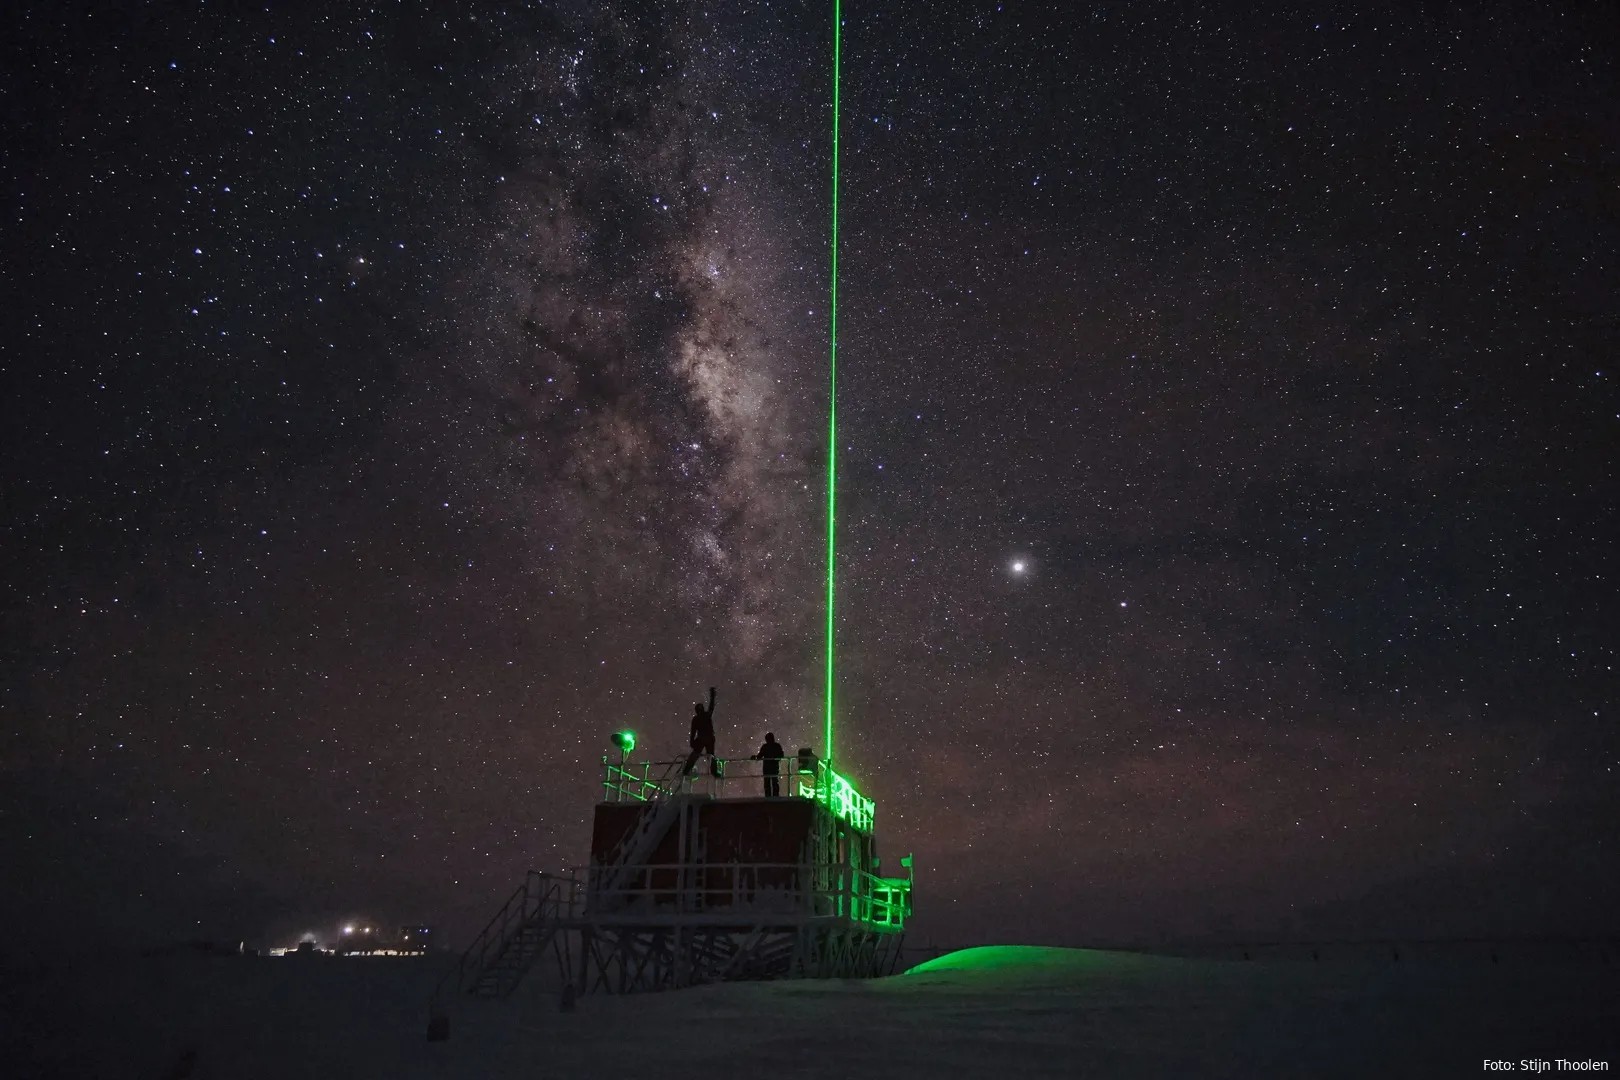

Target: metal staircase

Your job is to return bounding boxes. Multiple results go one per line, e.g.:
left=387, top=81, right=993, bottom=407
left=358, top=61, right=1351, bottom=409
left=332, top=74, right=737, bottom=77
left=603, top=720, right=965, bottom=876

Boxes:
left=592, top=792, right=691, bottom=911
left=436, top=785, right=691, bottom=1005
left=468, top=919, right=559, bottom=998
left=435, top=870, right=580, bottom=1002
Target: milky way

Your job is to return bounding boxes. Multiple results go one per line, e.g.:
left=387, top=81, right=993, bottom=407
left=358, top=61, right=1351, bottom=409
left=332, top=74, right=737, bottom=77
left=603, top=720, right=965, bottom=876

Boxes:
left=427, top=4, right=826, bottom=689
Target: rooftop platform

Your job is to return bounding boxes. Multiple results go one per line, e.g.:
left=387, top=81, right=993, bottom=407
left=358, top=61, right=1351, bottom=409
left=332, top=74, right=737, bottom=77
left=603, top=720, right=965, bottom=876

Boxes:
left=601, top=754, right=877, bottom=834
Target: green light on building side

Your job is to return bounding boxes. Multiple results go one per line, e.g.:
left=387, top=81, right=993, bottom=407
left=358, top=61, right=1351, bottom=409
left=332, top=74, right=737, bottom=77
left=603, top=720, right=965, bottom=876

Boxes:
left=796, top=764, right=874, bottom=834
left=824, top=767, right=873, bottom=832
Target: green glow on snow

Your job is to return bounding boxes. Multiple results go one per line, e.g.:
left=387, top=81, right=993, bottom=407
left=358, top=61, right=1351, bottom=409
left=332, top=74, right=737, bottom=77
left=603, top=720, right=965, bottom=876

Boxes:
left=905, top=946, right=1131, bottom=976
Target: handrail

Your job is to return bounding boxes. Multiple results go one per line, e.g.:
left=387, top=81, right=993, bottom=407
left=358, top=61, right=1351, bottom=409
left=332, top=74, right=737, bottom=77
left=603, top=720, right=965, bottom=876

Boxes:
left=598, top=796, right=684, bottom=893
left=581, top=860, right=909, bottom=929
left=602, top=758, right=687, bottom=803
left=431, top=870, right=581, bottom=1007
left=600, top=757, right=877, bottom=834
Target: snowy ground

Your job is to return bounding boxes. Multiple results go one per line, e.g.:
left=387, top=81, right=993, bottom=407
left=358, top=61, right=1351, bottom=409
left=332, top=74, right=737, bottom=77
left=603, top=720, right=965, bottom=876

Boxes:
left=6, top=944, right=1615, bottom=1078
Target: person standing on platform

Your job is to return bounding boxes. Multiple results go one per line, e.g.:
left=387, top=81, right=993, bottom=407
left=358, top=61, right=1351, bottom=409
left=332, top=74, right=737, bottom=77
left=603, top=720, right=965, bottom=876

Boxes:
left=682, top=686, right=721, bottom=777
left=751, top=732, right=785, bottom=797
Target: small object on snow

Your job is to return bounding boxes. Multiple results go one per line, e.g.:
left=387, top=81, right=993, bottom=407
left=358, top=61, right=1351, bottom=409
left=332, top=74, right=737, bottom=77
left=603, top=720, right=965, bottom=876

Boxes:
left=163, top=1047, right=198, bottom=1079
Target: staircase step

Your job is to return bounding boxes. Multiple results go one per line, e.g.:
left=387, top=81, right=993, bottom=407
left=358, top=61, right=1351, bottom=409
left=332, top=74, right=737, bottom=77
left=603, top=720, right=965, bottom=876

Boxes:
left=446, top=875, right=578, bottom=1000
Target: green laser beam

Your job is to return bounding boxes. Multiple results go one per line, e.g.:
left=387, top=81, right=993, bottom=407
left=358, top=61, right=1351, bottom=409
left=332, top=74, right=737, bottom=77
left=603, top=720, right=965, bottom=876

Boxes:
left=823, top=0, right=841, bottom=770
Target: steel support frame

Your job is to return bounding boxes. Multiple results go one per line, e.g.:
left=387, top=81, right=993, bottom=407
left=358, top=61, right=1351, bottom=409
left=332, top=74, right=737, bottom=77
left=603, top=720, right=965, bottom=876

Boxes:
left=529, top=922, right=904, bottom=996
left=448, top=917, right=904, bottom=1007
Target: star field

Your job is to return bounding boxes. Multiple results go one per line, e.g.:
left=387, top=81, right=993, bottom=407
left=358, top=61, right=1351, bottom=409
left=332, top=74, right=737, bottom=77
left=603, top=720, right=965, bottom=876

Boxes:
left=2, top=0, right=1616, bottom=949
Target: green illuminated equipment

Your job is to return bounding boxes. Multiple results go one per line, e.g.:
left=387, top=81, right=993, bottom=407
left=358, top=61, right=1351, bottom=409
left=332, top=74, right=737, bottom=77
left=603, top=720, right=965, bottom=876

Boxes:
left=823, top=768, right=874, bottom=833
left=795, top=765, right=874, bottom=834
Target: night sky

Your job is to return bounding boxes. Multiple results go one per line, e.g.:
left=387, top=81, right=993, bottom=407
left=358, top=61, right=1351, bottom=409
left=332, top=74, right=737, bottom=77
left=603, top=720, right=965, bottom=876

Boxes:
left=3, top=0, right=1616, bottom=952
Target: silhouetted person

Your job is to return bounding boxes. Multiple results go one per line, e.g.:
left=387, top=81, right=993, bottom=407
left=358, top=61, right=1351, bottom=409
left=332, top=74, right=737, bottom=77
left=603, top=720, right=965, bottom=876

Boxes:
left=751, top=732, right=785, bottom=796
left=682, top=687, right=720, bottom=777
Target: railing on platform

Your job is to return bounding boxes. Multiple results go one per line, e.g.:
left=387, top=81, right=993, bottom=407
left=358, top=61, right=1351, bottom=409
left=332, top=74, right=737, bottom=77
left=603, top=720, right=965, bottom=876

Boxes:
left=601, top=758, right=684, bottom=803
left=601, top=756, right=808, bottom=803
left=821, top=768, right=875, bottom=832
left=600, top=756, right=878, bottom=834
left=582, top=861, right=911, bottom=930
